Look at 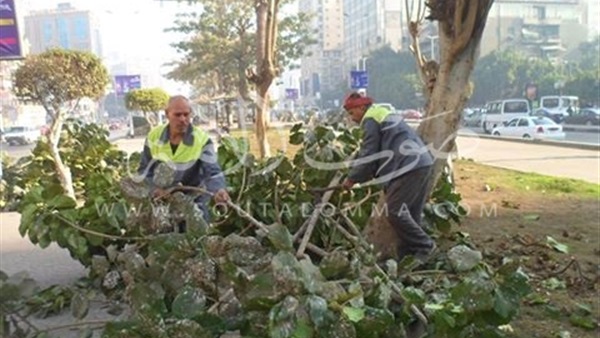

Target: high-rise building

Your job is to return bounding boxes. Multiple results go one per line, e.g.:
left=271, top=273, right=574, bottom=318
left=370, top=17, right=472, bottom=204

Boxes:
left=582, top=0, right=600, bottom=38
left=24, top=2, right=102, bottom=56
left=481, top=0, right=587, bottom=60
left=342, top=0, right=403, bottom=73
left=299, top=0, right=345, bottom=107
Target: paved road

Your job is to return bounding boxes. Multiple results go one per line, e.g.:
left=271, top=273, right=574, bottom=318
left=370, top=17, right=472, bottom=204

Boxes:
left=456, top=136, right=599, bottom=184
left=113, top=135, right=599, bottom=184
left=2, top=126, right=598, bottom=160
left=459, top=127, right=599, bottom=145
left=1, top=129, right=130, bottom=160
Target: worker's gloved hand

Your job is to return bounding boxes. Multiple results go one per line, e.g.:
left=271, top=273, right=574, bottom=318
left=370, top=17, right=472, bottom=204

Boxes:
left=214, top=188, right=230, bottom=203
left=342, top=179, right=355, bottom=190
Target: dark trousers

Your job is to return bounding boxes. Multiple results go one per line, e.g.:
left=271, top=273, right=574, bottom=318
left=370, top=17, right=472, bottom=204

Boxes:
left=385, top=166, right=434, bottom=259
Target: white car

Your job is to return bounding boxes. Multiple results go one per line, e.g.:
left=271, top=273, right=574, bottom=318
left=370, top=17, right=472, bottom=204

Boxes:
left=375, top=103, right=397, bottom=113
left=491, top=116, right=565, bottom=141
left=3, top=126, right=41, bottom=145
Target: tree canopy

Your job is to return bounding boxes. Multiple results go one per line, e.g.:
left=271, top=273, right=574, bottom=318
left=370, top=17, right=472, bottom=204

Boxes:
left=12, top=48, right=110, bottom=200
left=167, top=0, right=314, bottom=101
left=125, top=88, right=170, bottom=114
left=366, top=47, right=421, bottom=109
left=470, top=42, right=600, bottom=106
left=13, top=48, right=109, bottom=115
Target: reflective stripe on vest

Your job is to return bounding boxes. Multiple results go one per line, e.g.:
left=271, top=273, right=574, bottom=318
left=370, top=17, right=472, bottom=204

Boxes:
left=361, top=106, right=391, bottom=125
left=147, top=125, right=210, bottom=164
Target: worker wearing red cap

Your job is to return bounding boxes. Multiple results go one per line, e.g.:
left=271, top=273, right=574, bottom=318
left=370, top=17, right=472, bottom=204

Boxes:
left=341, top=92, right=435, bottom=262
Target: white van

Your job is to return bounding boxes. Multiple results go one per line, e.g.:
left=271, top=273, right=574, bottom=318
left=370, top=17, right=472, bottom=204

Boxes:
left=3, top=126, right=41, bottom=145
left=482, top=99, right=531, bottom=133
left=540, top=95, right=579, bottom=119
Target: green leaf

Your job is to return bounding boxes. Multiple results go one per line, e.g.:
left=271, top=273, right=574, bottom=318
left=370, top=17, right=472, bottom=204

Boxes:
left=546, top=236, right=569, bottom=253
left=319, top=251, right=351, bottom=279
left=524, top=293, right=549, bottom=306
left=402, top=286, right=426, bottom=305
left=574, top=302, right=592, bottom=315
left=306, top=295, right=328, bottom=328
left=292, top=319, right=313, bottom=338
left=70, top=292, right=89, bottom=319
left=47, top=194, right=76, bottom=209
left=290, top=123, right=303, bottom=134
left=171, top=286, right=206, bottom=319
left=493, top=290, right=512, bottom=319
left=569, top=313, right=597, bottom=330
left=355, top=306, right=394, bottom=337
left=19, top=204, right=39, bottom=237
left=424, top=303, right=445, bottom=311
left=540, top=277, right=566, bottom=290
left=289, top=130, right=305, bottom=145
left=342, top=306, right=365, bottom=323
left=447, top=245, right=483, bottom=272
left=523, top=214, right=540, bottom=221
left=129, top=283, right=167, bottom=316
left=38, top=234, right=52, bottom=249
left=266, top=224, right=294, bottom=251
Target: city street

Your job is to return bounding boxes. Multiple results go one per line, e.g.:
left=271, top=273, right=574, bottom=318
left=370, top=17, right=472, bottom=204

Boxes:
left=2, top=125, right=599, bottom=160
left=1, top=129, right=130, bottom=159
left=111, top=132, right=599, bottom=184
left=459, top=126, right=600, bottom=145
left=1, top=126, right=597, bottom=184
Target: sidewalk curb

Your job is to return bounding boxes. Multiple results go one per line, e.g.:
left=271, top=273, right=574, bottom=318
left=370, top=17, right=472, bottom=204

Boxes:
left=457, top=132, right=600, bottom=151
left=562, top=125, right=600, bottom=133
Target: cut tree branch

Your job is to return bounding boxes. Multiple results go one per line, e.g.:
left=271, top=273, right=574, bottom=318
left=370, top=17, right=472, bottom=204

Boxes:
left=296, top=173, right=344, bottom=258
left=451, top=1, right=479, bottom=57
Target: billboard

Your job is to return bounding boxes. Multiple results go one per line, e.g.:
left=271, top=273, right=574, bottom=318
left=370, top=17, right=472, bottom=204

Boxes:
left=285, top=88, right=298, bottom=100
left=0, top=0, right=23, bottom=60
left=114, top=75, right=141, bottom=96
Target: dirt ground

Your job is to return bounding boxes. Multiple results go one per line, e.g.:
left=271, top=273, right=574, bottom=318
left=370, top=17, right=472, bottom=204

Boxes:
left=363, top=159, right=598, bottom=337
left=454, top=160, right=599, bottom=338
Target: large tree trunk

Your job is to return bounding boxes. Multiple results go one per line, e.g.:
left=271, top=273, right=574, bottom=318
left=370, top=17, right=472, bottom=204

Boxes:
left=417, top=44, right=477, bottom=196
left=48, top=109, right=75, bottom=200
left=256, top=84, right=271, bottom=157
left=248, top=0, right=279, bottom=158
left=417, top=0, right=493, bottom=197
left=365, top=0, right=493, bottom=258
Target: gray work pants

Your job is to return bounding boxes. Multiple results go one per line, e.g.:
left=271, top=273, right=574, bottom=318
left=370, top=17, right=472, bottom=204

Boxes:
left=385, top=166, right=434, bottom=259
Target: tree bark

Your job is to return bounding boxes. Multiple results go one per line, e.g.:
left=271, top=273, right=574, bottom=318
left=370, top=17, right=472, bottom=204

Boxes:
left=249, top=0, right=279, bottom=158
left=48, top=107, right=75, bottom=200
left=365, top=0, right=493, bottom=257
left=417, top=43, right=477, bottom=197
left=255, top=84, right=271, bottom=157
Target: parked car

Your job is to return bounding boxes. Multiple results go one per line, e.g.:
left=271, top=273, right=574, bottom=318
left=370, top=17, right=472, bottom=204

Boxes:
left=401, top=109, right=422, bottom=120
left=3, top=126, right=42, bottom=145
left=491, top=116, right=565, bottom=141
left=563, top=108, right=600, bottom=126
left=533, top=108, right=565, bottom=123
left=462, top=108, right=485, bottom=128
left=375, top=103, right=397, bottom=112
